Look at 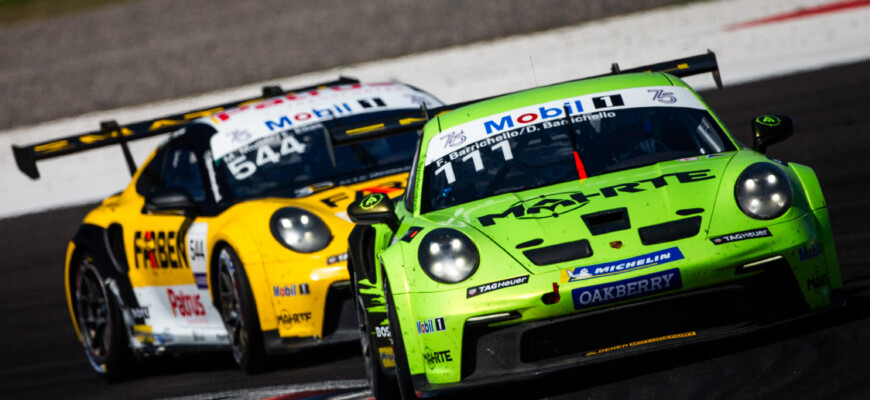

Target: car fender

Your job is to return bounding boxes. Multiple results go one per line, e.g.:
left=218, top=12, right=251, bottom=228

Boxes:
left=207, top=220, right=274, bottom=329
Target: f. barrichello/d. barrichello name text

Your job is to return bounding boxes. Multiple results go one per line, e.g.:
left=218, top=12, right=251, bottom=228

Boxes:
left=571, top=268, right=683, bottom=310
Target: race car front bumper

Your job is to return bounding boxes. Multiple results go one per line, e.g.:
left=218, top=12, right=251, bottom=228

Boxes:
left=262, top=280, right=358, bottom=354
left=410, top=242, right=844, bottom=395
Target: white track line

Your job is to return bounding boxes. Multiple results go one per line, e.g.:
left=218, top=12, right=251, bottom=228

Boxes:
left=158, top=379, right=368, bottom=400
left=1, top=0, right=868, bottom=218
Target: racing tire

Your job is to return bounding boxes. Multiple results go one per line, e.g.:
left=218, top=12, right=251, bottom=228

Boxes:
left=352, top=270, right=400, bottom=399
left=74, top=252, right=134, bottom=381
left=384, top=277, right=419, bottom=400
left=216, top=246, right=267, bottom=373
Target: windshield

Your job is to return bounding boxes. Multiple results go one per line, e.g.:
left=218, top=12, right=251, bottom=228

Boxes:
left=217, top=122, right=418, bottom=200
left=422, top=87, right=735, bottom=212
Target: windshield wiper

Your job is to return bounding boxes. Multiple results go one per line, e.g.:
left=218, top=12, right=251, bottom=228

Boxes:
left=293, top=181, right=336, bottom=197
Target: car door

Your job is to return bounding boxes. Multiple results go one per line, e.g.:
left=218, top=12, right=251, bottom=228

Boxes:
left=124, top=134, right=223, bottom=336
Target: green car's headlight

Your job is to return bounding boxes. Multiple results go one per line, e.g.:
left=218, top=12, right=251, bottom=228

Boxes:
left=270, top=208, right=332, bottom=253
left=418, top=228, right=479, bottom=283
left=735, top=163, right=792, bottom=220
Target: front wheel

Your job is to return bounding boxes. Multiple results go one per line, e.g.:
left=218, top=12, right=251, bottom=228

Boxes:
left=74, top=253, right=133, bottom=380
left=353, top=272, right=399, bottom=399
left=384, top=277, right=418, bottom=400
left=216, top=246, right=267, bottom=373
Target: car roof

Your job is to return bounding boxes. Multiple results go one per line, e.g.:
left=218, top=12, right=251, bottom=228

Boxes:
left=424, top=72, right=685, bottom=141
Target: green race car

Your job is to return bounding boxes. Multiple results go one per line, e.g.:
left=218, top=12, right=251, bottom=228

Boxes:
left=344, top=52, right=844, bottom=398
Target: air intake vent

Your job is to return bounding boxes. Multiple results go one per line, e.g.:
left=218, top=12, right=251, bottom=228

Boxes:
left=523, top=239, right=593, bottom=266
left=582, top=208, right=630, bottom=235
left=638, top=216, right=702, bottom=245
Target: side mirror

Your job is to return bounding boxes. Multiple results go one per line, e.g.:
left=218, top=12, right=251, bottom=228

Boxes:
left=144, top=187, right=197, bottom=215
left=347, top=193, right=399, bottom=232
left=751, top=115, right=793, bottom=154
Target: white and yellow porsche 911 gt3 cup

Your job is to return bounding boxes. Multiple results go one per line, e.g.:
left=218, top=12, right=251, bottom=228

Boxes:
left=12, top=78, right=442, bottom=377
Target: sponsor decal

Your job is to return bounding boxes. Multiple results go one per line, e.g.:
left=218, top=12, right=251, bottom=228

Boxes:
left=273, top=283, right=310, bottom=297
left=192, top=331, right=206, bottom=342
left=153, top=331, right=174, bottom=345
left=423, top=347, right=453, bottom=369
left=278, top=310, right=312, bottom=325
left=467, top=275, right=530, bottom=298
left=167, top=288, right=206, bottom=317
left=216, top=332, right=229, bottom=342
left=416, top=317, right=446, bottom=334
left=585, top=331, right=697, bottom=356
left=360, top=193, right=386, bottom=210
left=133, top=324, right=153, bottom=345
left=563, top=248, right=684, bottom=283
left=806, top=271, right=830, bottom=295
left=320, top=181, right=404, bottom=208
left=327, top=253, right=348, bottom=265
left=798, top=241, right=823, bottom=262
left=186, top=223, right=210, bottom=288
left=379, top=346, right=396, bottom=368
left=710, top=228, right=772, bottom=245
left=425, top=86, right=707, bottom=166
left=440, top=130, right=467, bottom=148
left=648, top=89, right=676, bottom=104
left=571, top=268, right=683, bottom=310
left=375, top=325, right=391, bottom=339
left=210, top=83, right=441, bottom=161
left=134, top=230, right=190, bottom=269
left=755, top=115, right=781, bottom=127
left=193, top=273, right=208, bottom=290
left=130, top=307, right=150, bottom=320
left=479, top=170, right=714, bottom=226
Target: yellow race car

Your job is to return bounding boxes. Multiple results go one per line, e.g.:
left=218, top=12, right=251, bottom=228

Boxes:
left=12, top=78, right=442, bottom=377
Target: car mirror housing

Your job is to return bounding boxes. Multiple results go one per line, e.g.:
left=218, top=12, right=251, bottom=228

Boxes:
left=144, top=187, right=197, bottom=215
left=347, top=193, right=399, bottom=233
left=751, top=114, right=793, bottom=154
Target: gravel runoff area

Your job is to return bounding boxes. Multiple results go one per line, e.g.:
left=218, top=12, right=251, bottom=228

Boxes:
left=0, top=0, right=689, bottom=131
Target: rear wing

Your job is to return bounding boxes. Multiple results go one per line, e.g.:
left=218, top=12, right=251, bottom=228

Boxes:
left=12, top=77, right=360, bottom=179
left=329, top=51, right=723, bottom=140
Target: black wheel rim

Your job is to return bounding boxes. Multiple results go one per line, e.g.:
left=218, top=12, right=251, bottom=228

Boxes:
left=75, top=259, right=111, bottom=362
left=217, top=248, right=246, bottom=363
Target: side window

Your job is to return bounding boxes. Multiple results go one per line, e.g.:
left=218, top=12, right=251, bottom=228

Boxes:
left=163, top=148, right=207, bottom=203
left=135, top=139, right=207, bottom=203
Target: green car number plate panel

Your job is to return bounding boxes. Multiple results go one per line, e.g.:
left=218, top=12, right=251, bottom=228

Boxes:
left=571, top=268, right=683, bottom=310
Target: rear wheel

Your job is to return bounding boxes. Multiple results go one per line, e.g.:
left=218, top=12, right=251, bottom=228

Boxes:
left=384, top=278, right=419, bottom=400
left=216, top=246, right=267, bottom=373
left=74, top=253, right=133, bottom=380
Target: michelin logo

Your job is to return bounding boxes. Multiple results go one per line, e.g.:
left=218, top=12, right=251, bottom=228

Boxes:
left=572, top=268, right=682, bottom=310
left=564, top=247, right=684, bottom=282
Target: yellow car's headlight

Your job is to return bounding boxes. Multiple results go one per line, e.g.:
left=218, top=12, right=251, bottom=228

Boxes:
left=270, top=207, right=332, bottom=253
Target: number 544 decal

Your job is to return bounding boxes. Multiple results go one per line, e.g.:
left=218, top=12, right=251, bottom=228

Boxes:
left=225, top=131, right=307, bottom=180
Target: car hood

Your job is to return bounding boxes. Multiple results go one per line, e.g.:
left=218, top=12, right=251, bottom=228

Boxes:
left=424, top=154, right=734, bottom=274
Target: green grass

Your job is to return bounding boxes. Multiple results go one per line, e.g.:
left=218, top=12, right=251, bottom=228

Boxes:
left=0, top=0, right=131, bottom=26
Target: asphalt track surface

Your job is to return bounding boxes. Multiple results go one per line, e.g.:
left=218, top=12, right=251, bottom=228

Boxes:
left=0, top=0, right=687, bottom=131
left=3, top=0, right=870, bottom=398
left=1, top=59, right=869, bottom=399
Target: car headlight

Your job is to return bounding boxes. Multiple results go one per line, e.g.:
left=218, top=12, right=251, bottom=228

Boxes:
left=734, top=163, right=792, bottom=220
left=270, top=208, right=332, bottom=253
left=418, top=228, right=479, bottom=283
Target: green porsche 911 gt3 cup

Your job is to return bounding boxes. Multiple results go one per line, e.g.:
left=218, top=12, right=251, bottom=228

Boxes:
left=344, top=52, right=844, bottom=399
